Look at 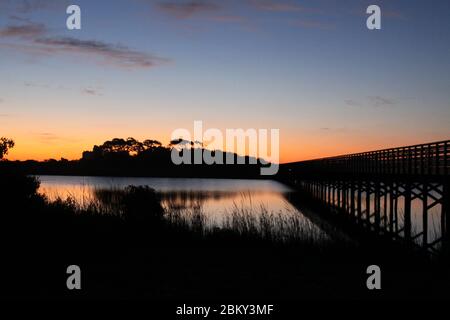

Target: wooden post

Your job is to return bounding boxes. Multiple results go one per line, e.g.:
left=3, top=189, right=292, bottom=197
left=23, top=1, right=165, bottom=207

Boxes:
left=342, top=181, right=347, bottom=213
left=394, top=184, right=399, bottom=234
left=357, top=181, right=362, bottom=222
left=337, top=181, right=341, bottom=209
left=366, top=181, right=371, bottom=223
left=389, top=182, right=394, bottom=233
left=383, top=183, right=388, bottom=228
left=328, top=182, right=331, bottom=205
left=404, top=182, right=412, bottom=240
left=351, top=181, right=355, bottom=218
left=375, top=181, right=381, bottom=231
left=333, top=182, right=336, bottom=207
left=422, top=182, right=428, bottom=247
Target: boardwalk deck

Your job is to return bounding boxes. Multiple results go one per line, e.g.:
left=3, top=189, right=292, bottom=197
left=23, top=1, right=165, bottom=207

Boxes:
left=280, top=140, right=450, bottom=253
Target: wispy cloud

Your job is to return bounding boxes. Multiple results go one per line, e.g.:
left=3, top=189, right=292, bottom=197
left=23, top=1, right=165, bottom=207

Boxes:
left=24, top=81, right=49, bottom=88
left=249, top=0, right=313, bottom=13
left=0, top=0, right=67, bottom=14
left=320, top=127, right=348, bottom=133
left=367, top=96, right=396, bottom=108
left=34, top=132, right=79, bottom=144
left=82, top=87, right=103, bottom=96
left=0, top=22, right=46, bottom=39
left=157, top=0, right=220, bottom=19
left=35, top=37, right=170, bottom=68
left=0, top=22, right=171, bottom=69
left=23, top=81, right=104, bottom=96
left=344, top=99, right=362, bottom=107
left=37, top=132, right=58, bottom=141
left=345, top=96, right=396, bottom=109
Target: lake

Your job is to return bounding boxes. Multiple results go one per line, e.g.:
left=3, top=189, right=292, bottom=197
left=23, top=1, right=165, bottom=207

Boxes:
left=36, top=175, right=442, bottom=245
left=37, top=175, right=319, bottom=229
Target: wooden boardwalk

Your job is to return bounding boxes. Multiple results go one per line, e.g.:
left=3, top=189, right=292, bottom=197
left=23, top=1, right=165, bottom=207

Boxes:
left=279, top=140, right=450, bottom=253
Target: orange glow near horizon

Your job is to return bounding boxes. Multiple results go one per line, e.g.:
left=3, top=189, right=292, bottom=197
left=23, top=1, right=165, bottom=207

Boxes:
left=5, top=132, right=449, bottom=164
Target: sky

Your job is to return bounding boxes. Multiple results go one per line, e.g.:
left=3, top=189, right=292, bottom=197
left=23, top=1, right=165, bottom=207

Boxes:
left=0, top=0, right=449, bottom=163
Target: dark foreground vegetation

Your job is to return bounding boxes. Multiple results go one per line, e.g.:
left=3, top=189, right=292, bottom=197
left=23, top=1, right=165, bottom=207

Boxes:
left=1, top=168, right=449, bottom=301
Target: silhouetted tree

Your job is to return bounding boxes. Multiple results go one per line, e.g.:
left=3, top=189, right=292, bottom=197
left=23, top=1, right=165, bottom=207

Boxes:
left=170, top=138, right=194, bottom=149
left=143, top=139, right=162, bottom=150
left=126, top=137, right=144, bottom=155
left=0, top=137, right=14, bottom=160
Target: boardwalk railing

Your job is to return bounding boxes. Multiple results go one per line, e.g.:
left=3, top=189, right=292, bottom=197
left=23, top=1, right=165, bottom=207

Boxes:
left=286, top=140, right=450, bottom=179
left=280, top=140, right=450, bottom=253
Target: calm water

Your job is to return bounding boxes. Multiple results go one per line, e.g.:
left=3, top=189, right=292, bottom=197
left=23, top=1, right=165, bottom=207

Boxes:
left=36, top=176, right=442, bottom=245
left=37, top=175, right=311, bottom=226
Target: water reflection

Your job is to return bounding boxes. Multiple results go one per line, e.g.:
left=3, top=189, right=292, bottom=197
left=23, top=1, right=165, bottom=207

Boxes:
left=37, top=176, right=441, bottom=246
left=37, top=175, right=330, bottom=242
left=38, top=176, right=302, bottom=220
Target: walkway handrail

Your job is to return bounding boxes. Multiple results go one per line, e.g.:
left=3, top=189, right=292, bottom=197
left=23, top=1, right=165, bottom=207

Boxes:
left=285, top=140, right=450, bottom=176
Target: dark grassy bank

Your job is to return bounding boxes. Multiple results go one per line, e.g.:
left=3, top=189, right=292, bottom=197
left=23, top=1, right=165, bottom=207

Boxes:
left=0, top=170, right=449, bottom=300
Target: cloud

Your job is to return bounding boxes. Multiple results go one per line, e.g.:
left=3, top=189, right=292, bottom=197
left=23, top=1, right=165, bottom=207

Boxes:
left=0, top=0, right=66, bottom=14
left=24, top=81, right=49, bottom=88
left=157, top=1, right=220, bottom=19
left=82, top=87, right=102, bottom=96
left=0, top=22, right=46, bottom=39
left=37, top=132, right=57, bottom=140
left=320, top=127, right=347, bottom=132
left=345, top=99, right=362, bottom=107
left=0, top=22, right=171, bottom=69
left=34, top=37, right=170, bottom=68
left=249, top=0, right=310, bottom=13
left=34, top=132, right=79, bottom=144
left=345, top=96, right=396, bottom=109
left=367, top=96, right=396, bottom=108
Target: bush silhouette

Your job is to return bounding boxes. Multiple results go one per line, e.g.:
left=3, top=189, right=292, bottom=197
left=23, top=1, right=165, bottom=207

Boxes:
left=0, top=137, right=14, bottom=160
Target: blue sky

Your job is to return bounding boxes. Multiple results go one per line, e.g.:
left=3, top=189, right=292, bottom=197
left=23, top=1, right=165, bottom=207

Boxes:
left=0, top=0, right=449, bottom=161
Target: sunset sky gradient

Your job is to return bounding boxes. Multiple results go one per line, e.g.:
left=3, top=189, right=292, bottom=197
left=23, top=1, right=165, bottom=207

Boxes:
left=1, top=0, right=449, bottom=163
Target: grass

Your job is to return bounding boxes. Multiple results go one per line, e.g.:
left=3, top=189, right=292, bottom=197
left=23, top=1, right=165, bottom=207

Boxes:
left=46, top=186, right=334, bottom=249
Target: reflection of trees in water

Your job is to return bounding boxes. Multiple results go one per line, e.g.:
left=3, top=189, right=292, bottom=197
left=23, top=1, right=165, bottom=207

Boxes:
left=160, top=190, right=239, bottom=211
left=93, top=188, right=240, bottom=212
left=91, top=187, right=329, bottom=243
